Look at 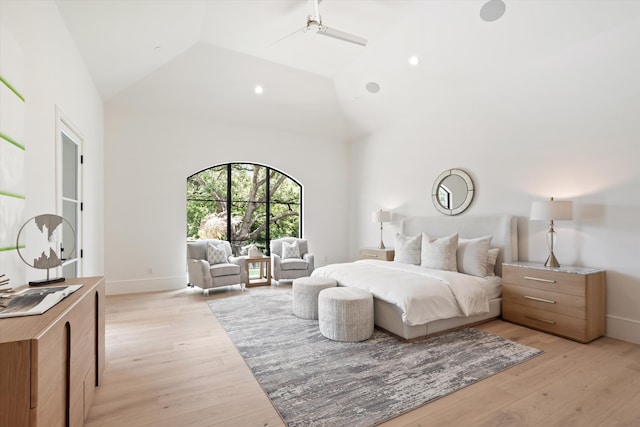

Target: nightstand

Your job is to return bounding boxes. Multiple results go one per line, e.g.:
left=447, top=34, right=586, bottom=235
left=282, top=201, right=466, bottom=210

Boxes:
left=502, top=262, right=606, bottom=343
left=359, top=247, right=395, bottom=261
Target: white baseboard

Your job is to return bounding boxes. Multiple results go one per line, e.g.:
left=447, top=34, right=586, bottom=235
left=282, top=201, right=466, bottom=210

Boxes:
left=106, top=275, right=187, bottom=295
left=606, top=314, right=640, bottom=345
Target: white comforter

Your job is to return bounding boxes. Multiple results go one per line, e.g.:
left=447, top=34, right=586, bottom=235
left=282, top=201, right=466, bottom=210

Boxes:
left=312, top=260, right=491, bottom=326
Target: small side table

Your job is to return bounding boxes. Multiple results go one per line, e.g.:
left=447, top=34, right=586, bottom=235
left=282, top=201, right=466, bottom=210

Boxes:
left=359, top=247, right=395, bottom=261
left=245, top=256, right=271, bottom=287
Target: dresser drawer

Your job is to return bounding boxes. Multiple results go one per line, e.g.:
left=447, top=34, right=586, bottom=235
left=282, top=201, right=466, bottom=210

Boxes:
left=502, top=303, right=589, bottom=342
left=502, top=283, right=586, bottom=319
left=503, top=266, right=586, bottom=296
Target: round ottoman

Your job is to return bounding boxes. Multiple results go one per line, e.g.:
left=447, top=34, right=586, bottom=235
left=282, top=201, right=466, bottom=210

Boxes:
left=292, top=277, right=337, bottom=319
left=318, top=287, right=374, bottom=342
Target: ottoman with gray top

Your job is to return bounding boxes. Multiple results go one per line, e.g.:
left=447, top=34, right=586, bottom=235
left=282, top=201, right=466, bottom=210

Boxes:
left=292, top=277, right=337, bottom=319
left=318, top=287, right=374, bottom=342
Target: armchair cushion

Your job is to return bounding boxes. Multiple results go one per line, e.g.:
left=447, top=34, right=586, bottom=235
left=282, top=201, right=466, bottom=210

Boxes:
left=207, top=243, right=228, bottom=265
left=281, top=258, right=309, bottom=271
left=210, top=263, right=241, bottom=277
left=271, top=238, right=308, bottom=258
left=282, top=240, right=301, bottom=259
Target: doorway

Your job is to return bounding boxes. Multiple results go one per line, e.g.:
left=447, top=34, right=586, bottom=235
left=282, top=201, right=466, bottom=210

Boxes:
left=57, top=110, right=83, bottom=278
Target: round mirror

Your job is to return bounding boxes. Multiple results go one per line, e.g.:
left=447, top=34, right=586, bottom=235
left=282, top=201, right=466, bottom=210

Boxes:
left=432, top=169, right=475, bottom=215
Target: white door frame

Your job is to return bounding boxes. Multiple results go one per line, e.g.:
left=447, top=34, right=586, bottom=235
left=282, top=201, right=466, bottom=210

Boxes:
left=55, top=107, right=83, bottom=277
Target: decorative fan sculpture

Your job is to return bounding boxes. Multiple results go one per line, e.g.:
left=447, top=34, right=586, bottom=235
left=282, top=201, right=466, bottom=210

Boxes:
left=16, top=214, right=76, bottom=286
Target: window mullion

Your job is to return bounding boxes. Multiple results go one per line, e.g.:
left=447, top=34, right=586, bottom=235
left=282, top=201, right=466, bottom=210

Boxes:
left=266, top=169, right=271, bottom=255
left=226, top=163, right=232, bottom=244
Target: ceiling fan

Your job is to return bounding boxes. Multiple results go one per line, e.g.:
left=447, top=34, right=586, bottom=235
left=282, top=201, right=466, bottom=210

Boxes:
left=274, top=0, right=368, bottom=47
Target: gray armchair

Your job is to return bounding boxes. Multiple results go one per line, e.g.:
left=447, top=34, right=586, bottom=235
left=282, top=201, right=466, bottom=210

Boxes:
left=270, top=238, right=314, bottom=284
left=187, top=239, right=247, bottom=295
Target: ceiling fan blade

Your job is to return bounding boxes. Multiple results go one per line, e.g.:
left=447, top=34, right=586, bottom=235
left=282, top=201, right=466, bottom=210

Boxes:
left=307, top=0, right=321, bottom=22
left=316, top=26, right=368, bottom=46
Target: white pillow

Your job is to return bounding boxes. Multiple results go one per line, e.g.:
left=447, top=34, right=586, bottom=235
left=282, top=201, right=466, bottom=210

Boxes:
left=457, top=236, right=492, bottom=277
left=394, top=233, right=421, bottom=265
left=487, top=248, right=500, bottom=276
left=207, top=243, right=227, bottom=265
left=420, top=233, right=458, bottom=272
left=282, top=240, right=301, bottom=259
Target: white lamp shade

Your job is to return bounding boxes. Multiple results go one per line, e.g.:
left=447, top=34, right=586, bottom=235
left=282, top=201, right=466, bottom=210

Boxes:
left=372, top=210, right=392, bottom=223
left=530, top=199, right=572, bottom=221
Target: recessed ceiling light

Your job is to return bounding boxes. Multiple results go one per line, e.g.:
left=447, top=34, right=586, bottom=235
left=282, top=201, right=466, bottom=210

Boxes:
left=480, top=0, right=506, bottom=22
left=254, top=85, right=264, bottom=95
left=408, top=55, right=420, bottom=66
left=365, top=82, right=381, bottom=94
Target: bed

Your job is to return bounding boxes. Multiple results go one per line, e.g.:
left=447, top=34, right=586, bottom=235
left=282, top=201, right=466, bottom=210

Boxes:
left=312, top=215, right=517, bottom=340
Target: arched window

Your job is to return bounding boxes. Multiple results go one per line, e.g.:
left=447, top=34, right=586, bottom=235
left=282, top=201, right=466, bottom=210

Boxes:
left=186, top=163, right=302, bottom=255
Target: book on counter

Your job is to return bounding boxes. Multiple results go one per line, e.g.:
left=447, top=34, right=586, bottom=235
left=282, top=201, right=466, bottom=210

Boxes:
left=0, top=284, right=83, bottom=318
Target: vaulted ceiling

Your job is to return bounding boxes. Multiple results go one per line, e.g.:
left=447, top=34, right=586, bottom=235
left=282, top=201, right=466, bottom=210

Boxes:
left=55, top=0, right=640, bottom=139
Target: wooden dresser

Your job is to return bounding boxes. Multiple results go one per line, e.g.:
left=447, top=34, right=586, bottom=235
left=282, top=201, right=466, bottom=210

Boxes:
left=359, top=247, right=395, bottom=261
left=0, top=276, right=105, bottom=426
left=502, top=263, right=605, bottom=343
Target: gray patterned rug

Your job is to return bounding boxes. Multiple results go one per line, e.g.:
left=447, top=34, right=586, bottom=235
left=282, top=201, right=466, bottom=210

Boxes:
left=207, top=288, right=542, bottom=427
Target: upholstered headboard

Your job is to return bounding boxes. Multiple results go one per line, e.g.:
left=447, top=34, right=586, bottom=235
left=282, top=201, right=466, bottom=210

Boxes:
left=400, top=215, right=517, bottom=277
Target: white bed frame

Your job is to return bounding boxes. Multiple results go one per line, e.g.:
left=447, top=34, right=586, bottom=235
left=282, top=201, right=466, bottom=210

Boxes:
left=373, top=214, right=518, bottom=340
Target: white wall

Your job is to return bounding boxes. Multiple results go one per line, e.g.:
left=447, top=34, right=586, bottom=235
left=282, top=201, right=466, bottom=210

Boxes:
left=348, top=87, right=640, bottom=345
left=104, top=105, right=349, bottom=294
left=343, top=0, right=640, bottom=345
left=0, top=1, right=104, bottom=280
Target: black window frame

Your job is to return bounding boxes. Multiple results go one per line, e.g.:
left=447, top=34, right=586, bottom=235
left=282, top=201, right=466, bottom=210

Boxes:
left=186, top=162, right=303, bottom=255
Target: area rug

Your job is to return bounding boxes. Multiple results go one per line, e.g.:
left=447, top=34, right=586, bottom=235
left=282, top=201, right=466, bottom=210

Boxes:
left=207, top=288, right=542, bottom=427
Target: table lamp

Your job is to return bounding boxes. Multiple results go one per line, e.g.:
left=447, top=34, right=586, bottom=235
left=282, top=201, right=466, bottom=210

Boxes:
left=372, top=209, right=392, bottom=249
left=530, top=197, right=572, bottom=267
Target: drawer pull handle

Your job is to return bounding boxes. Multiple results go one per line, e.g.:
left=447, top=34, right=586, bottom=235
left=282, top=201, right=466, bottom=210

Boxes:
left=525, top=315, right=556, bottom=325
left=524, top=295, right=556, bottom=304
left=524, top=276, right=557, bottom=284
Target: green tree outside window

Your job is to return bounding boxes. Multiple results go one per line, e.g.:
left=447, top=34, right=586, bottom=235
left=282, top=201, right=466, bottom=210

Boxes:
left=187, top=163, right=301, bottom=255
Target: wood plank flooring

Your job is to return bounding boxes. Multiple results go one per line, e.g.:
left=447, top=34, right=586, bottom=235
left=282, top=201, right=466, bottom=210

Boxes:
left=85, top=285, right=640, bottom=427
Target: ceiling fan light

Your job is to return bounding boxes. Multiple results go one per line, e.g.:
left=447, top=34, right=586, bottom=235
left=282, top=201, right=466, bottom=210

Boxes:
left=408, top=55, right=420, bottom=66
left=254, top=85, right=264, bottom=95
left=307, top=20, right=321, bottom=33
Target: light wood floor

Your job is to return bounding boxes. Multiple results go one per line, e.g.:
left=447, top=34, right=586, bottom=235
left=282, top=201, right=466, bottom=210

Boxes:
left=85, top=285, right=640, bottom=427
